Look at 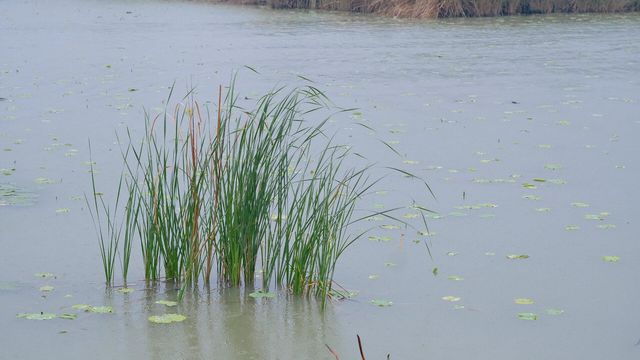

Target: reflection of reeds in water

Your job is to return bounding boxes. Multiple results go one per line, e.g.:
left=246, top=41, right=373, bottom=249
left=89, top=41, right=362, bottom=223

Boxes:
left=227, top=0, right=639, bottom=17
left=88, top=79, right=396, bottom=300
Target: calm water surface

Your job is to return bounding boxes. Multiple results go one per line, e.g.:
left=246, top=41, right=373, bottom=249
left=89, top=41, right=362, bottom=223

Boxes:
left=1, top=0, right=639, bottom=358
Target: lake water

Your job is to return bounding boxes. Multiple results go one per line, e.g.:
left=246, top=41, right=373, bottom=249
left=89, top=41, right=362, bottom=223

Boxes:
left=1, top=0, right=639, bottom=358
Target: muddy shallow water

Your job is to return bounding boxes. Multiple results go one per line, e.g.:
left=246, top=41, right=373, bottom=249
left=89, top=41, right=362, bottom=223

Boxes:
left=1, top=0, right=639, bottom=359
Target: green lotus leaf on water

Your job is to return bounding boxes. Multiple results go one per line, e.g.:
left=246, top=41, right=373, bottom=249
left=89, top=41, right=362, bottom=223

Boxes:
left=535, top=207, right=551, bottom=212
left=55, top=208, right=70, bottom=214
left=544, top=163, right=562, bottom=171
left=148, top=314, right=186, bottom=324
left=447, top=275, right=464, bottom=281
left=506, top=254, right=529, bottom=260
left=0, top=184, right=37, bottom=206
left=602, top=256, right=620, bottom=263
left=517, top=312, right=538, bottom=321
left=117, top=287, right=134, bottom=294
left=155, top=300, right=178, bottom=307
left=58, top=313, right=77, bottom=320
left=248, top=290, right=275, bottom=298
left=329, top=289, right=359, bottom=300
left=548, top=179, right=567, bottom=185
left=39, top=285, right=54, bottom=292
left=522, top=183, right=537, bottom=189
left=571, top=202, right=589, bottom=208
left=72, top=304, right=113, bottom=313
left=368, top=235, right=392, bottom=242
left=368, top=274, right=379, bottom=280
left=370, top=299, right=393, bottom=307
left=565, top=225, right=580, bottom=231
left=34, top=272, right=55, bottom=279
left=34, top=177, right=55, bottom=184
left=88, top=306, right=113, bottom=314
left=380, top=224, right=400, bottom=230
left=514, top=298, right=534, bottom=305
left=522, top=195, right=542, bottom=200
left=597, top=224, right=616, bottom=229
left=17, top=312, right=57, bottom=320
left=546, top=308, right=565, bottom=316
left=441, top=296, right=461, bottom=302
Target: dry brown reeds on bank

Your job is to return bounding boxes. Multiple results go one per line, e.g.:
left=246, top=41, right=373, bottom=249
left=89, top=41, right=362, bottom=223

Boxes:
left=220, top=0, right=640, bottom=17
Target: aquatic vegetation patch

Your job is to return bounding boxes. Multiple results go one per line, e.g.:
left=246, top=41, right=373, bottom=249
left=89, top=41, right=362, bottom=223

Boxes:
left=517, top=312, right=537, bottom=321
left=148, top=314, right=186, bottom=324
left=514, top=298, right=534, bottom=305
left=248, top=290, right=276, bottom=299
left=17, top=312, right=57, bottom=320
left=0, top=184, right=37, bottom=206
left=155, top=300, right=178, bottom=307
left=72, top=304, right=113, bottom=313
left=87, top=81, right=431, bottom=303
left=370, top=299, right=392, bottom=307
left=602, top=256, right=620, bottom=263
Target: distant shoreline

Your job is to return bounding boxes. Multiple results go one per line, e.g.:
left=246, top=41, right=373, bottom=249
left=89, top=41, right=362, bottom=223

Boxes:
left=218, top=0, right=640, bottom=18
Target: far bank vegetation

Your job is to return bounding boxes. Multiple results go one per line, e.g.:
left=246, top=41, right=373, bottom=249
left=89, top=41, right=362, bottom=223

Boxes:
left=224, top=0, right=640, bottom=17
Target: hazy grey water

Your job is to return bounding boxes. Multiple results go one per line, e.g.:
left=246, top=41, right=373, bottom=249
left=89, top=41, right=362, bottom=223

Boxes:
left=1, top=0, right=639, bottom=359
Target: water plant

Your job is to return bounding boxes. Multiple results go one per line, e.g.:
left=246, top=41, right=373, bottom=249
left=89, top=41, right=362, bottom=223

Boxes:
left=87, top=79, right=428, bottom=301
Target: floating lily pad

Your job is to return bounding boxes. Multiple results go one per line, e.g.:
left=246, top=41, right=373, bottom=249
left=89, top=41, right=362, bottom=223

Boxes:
left=517, top=312, right=538, bottom=321
left=380, top=224, right=400, bottom=230
left=403, top=213, right=418, bottom=219
left=597, top=224, right=616, bottom=229
left=34, top=177, right=55, bottom=184
left=39, top=285, right=54, bottom=292
left=0, top=184, right=37, bottom=206
left=368, top=274, right=379, bottom=280
left=446, top=251, right=459, bottom=256
left=571, top=202, right=589, bottom=208
left=522, top=183, right=537, bottom=189
left=248, top=290, right=275, bottom=298
left=506, top=254, right=529, bottom=260
left=58, top=313, right=77, bottom=320
left=155, top=300, right=178, bottom=307
left=447, top=275, right=464, bottom=281
left=55, top=208, right=70, bottom=214
left=522, top=195, right=542, bottom=201
left=535, top=207, right=551, bottom=212
left=548, top=179, right=567, bottom=185
left=565, top=225, right=580, bottom=231
left=546, top=308, right=564, bottom=316
left=17, top=312, right=57, bottom=320
left=384, top=262, right=396, bottom=267
left=370, top=299, right=392, bottom=307
left=34, top=272, right=55, bottom=279
left=544, top=164, right=562, bottom=171
left=402, top=160, right=419, bottom=165
left=117, top=287, right=134, bottom=294
left=72, top=304, right=113, bottom=313
left=442, top=296, right=461, bottom=302
left=532, top=178, right=546, bottom=182
left=88, top=306, right=113, bottom=314
left=602, top=256, right=620, bottom=263
left=329, top=289, right=359, bottom=300
left=368, top=235, right=392, bottom=242
left=148, top=314, right=186, bottom=324
left=514, top=298, right=534, bottom=305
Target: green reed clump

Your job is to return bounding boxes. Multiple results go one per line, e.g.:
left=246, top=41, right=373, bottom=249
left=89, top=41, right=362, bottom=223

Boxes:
left=88, top=80, right=396, bottom=299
